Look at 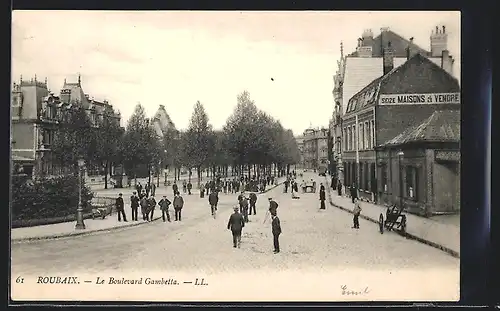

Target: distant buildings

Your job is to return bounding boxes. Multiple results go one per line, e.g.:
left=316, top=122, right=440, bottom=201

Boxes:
left=11, top=74, right=121, bottom=182
left=299, top=127, right=328, bottom=170
left=295, top=135, right=305, bottom=168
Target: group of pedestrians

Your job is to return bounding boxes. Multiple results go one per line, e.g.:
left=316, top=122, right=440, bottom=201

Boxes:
left=227, top=196, right=282, bottom=253
left=114, top=186, right=186, bottom=223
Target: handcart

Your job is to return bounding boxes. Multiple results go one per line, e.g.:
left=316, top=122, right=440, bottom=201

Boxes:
left=378, top=204, right=407, bottom=234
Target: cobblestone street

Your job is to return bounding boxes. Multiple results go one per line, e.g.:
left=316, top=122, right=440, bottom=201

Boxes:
left=11, top=172, right=458, bottom=300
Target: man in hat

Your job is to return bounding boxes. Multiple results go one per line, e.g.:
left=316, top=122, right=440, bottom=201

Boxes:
left=268, top=197, right=279, bottom=214
left=249, top=192, right=258, bottom=215
left=115, top=193, right=127, bottom=222
left=130, top=191, right=140, bottom=221
left=173, top=191, right=184, bottom=221
left=158, top=195, right=171, bottom=222
left=271, top=208, right=282, bottom=253
left=227, top=206, right=245, bottom=248
left=208, top=189, right=219, bottom=217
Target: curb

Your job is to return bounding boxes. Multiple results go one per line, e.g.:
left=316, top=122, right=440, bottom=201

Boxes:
left=11, top=216, right=162, bottom=243
left=324, top=179, right=459, bottom=259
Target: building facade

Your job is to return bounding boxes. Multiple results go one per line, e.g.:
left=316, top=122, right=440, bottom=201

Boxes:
left=302, top=127, right=328, bottom=170
left=11, top=75, right=121, bottom=182
left=341, top=53, right=460, bottom=215
left=376, top=109, right=460, bottom=216
left=331, top=25, right=458, bottom=185
left=295, top=135, right=305, bottom=168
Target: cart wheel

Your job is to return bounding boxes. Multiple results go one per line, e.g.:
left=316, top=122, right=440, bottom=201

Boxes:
left=378, top=213, right=384, bottom=234
left=400, top=216, right=407, bottom=233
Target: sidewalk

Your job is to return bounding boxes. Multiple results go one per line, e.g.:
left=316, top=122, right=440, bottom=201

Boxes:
left=325, top=181, right=460, bottom=258
left=11, top=176, right=286, bottom=243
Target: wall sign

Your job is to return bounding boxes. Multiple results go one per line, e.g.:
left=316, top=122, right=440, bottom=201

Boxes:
left=379, top=93, right=460, bottom=105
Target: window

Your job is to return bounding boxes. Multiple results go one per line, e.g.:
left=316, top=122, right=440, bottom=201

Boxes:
left=405, top=166, right=419, bottom=199
left=359, top=123, right=364, bottom=150
left=371, top=120, right=375, bottom=147
left=364, top=121, right=369, bottom=149
left=350, top=126, right=354, bottom=151
left=347, top=127, right=350, bottom=151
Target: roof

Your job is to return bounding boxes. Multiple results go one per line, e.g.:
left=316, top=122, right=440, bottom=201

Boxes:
left=12, top=155, right=34, bottom=162
left=344, top=53, right=459, bottom=115
left=381, top=109, right=460, bottom=147
left=348, top=30, right=431, bottom=58
left=342, top=57, right=383, bottom=115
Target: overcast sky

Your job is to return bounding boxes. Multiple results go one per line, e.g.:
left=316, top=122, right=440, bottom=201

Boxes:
left=12, top=11, right=460, bottom=135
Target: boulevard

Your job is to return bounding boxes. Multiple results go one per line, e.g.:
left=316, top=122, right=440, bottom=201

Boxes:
left=11, top=172, right=458, bottom=275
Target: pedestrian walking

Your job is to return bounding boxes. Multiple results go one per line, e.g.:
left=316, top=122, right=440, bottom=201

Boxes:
left=352, top=198, right=362, bottom=229
left=227, top=206, right=245, bottom=248
left=284, top=179, right=289, bottom=193
left=208, top=189, right=219, bottom=218
left=249, top=192, right=257, bottom=215
left=238, top=192, right=249, bottom=222
left=320, top=183, right=325, bottom=192
left=116, top=193, right=127, bottom=222
left=140, top=196, right=149, bottom=221
left=173, top=192, right=184, bottom=221
left=187, top=181, right=192, bottom=195
left=158, top=195, right=171, bottom=222
left=271, top=208, right=282, bottom=254
left=151, top=182, right=156, bottom=197
left=350, top=183, right=358, bottom=203
left=319, top=187, right=326, bottom=209
left=200, top=187, right=205, bottom=198
left=130, top=191, right=139, bottom=221
left=148, top=195, right=157, bottom=221
left=337, top=179, right=343, bottom=196
left=139, top=189, right=147, bottom=200
left=182, top=180, right=187, bottom=194
left=172, top=182, right=178, bottom=195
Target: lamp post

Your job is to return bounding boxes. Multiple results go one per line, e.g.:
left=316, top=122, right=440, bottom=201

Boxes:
left=75, top=158, right=86, bottom=230
left=163, top=149, right=167, bottom=186
left=397, top=150, right=404, bottom=209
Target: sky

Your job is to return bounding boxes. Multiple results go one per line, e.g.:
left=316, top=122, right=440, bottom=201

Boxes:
left=12, top=11, right=460, bottom=135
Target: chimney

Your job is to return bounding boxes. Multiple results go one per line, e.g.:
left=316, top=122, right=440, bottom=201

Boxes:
left=441, top=50, right=453, bottom=75
left=383, top=41, right=394, bottom=75
left=430, top=25, right=448, bottom=57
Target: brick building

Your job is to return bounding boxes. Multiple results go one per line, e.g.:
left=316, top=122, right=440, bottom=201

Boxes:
left=376, top=110, right=460, bottom=216
left=11, top=75, right=121, bottom=181
left=331, top=25, right=458, bottom=184
left=341, top=52, right=460, bottom=214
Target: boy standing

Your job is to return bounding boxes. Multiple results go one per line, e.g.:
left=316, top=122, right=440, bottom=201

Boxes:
left=352, top=198, right=362, bottom=229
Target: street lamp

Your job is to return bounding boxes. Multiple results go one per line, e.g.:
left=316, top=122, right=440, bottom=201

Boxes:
left=397, top=150, right=404, bottom=210
left=75, top=158, right=86, bottom=230
left=163, top=149, right=167, bottom=186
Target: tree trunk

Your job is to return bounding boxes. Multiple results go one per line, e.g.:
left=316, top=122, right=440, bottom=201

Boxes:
left=104, top=161, right=109, bottom=189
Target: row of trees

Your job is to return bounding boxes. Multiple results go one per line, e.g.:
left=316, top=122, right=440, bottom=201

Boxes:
left=51, top=91, right=300, bottom=187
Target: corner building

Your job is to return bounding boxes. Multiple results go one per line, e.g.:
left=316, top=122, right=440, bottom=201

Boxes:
left=341, top=53, right=460, bottom=216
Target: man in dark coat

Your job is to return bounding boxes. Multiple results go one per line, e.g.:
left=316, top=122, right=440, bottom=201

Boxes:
left=284, top=179, right=289, bottom=193
left=227, top=206, right=245, bottom=248
left=130, top=191, right=140, bottom=221
left=350, top=183, right=358, bottom=203
left=208, top=189, right=219, bottom=217
left=238, top=192, right=249, bottom=222
left=116, top=193, right=127, bottom=222
left=173, top=192, right=184, bottom=221
left=337, top=179, right=343, bottom=196
left=249, top=192, right=257, bottom=215
left=140, top=196, right=149, bottom=221
left=187, top=181, right=192, bottom=195
left=268, top=197, right=279, bottom=214
left=271, top=208, right=282, bottom=253
left=172, top=182, right=178, bottom=195
left=148, top=196, right=157, bottom=221
left=182, top=180, right=187, bottom=194
left=158, top=195, right=171, bottom=222
left=319, top=188, right=326, bottom=209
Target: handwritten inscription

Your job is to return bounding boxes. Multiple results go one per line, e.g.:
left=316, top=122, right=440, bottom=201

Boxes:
left=341, top=285, right=370, bottom=295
